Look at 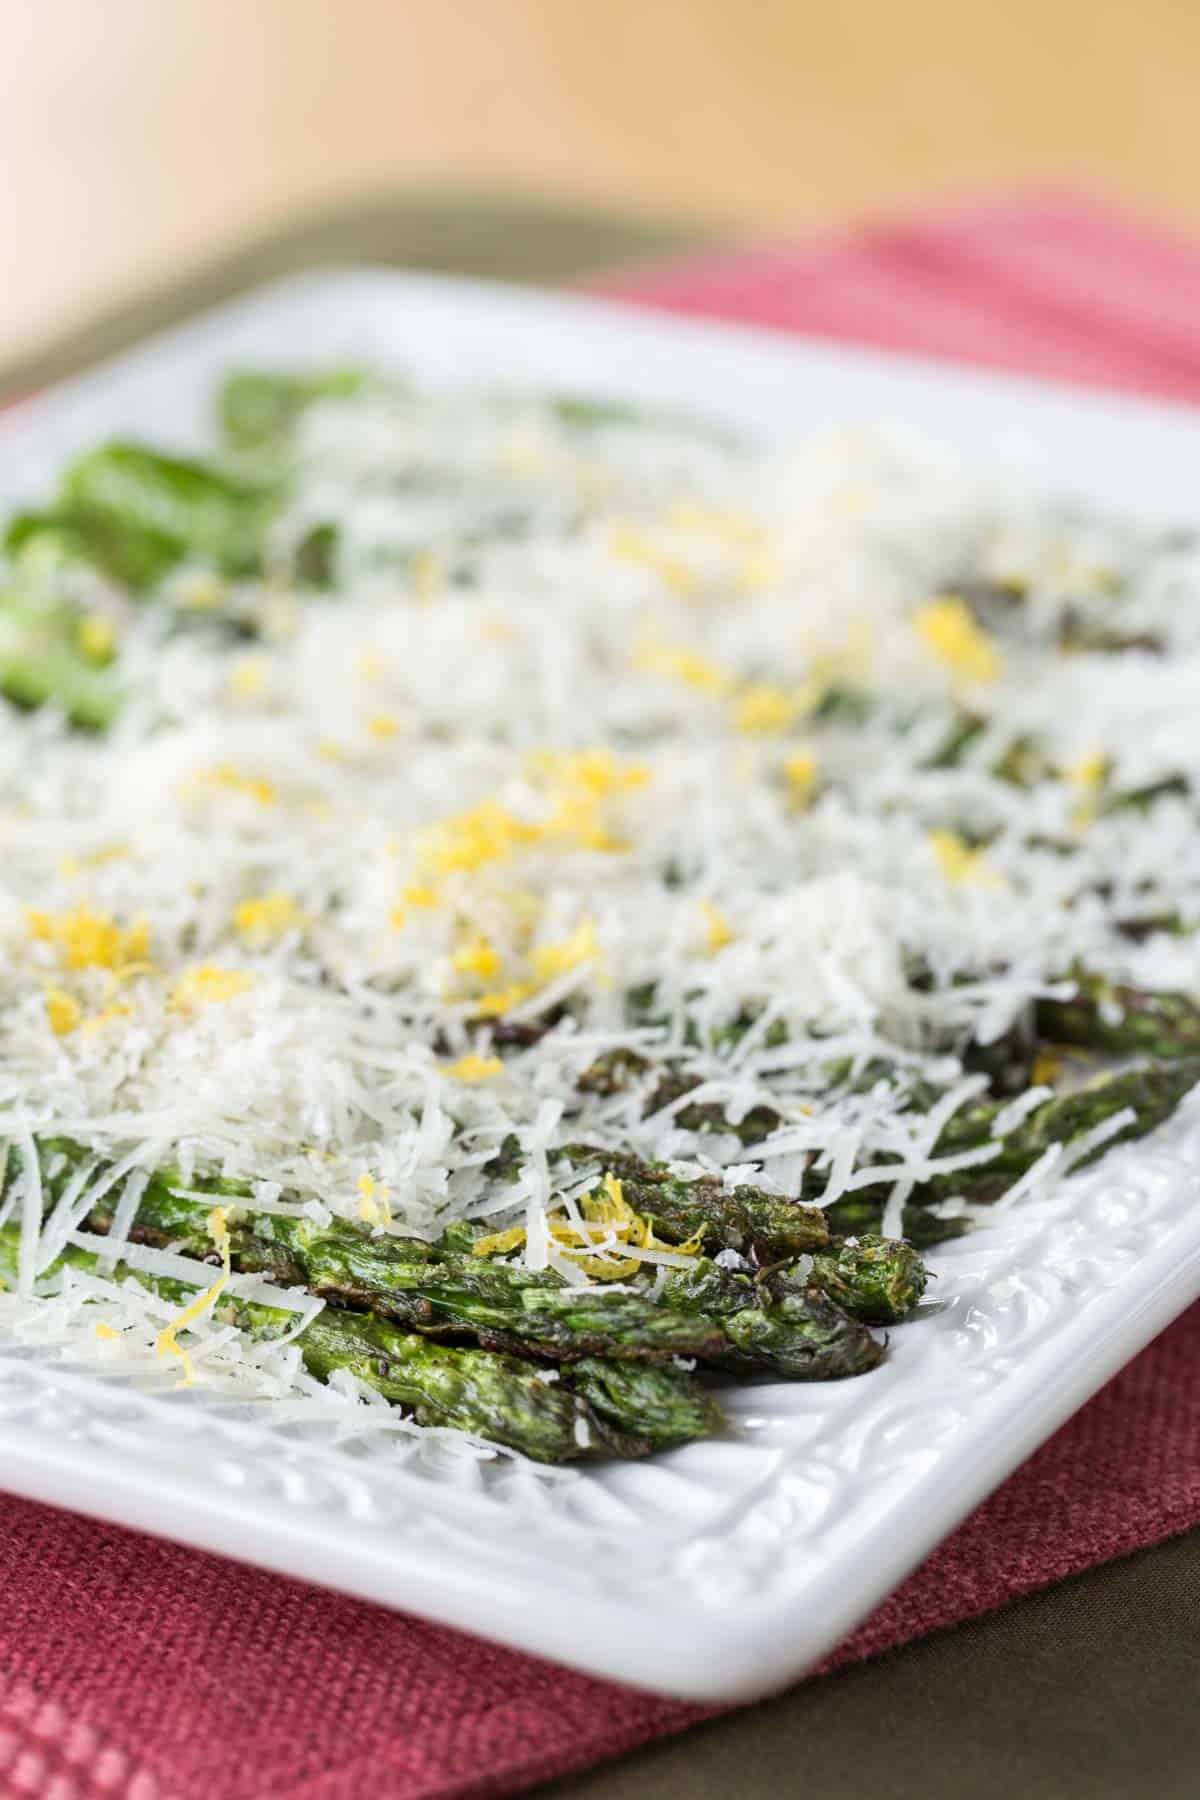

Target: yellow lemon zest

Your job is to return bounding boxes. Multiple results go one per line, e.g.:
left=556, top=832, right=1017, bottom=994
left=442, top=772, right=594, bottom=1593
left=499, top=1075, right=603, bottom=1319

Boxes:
left=473, top=1224, right=527, bottom=1257
left=403, top=883, right=441, bottom=908
left=1067, top=749, right=1110, bottom=829
left=471, top=983, right=533, bottom=1017
left=355, top=649, right=382, bottom=682
left=367, top=712, right=399, bottom=741
left=915, top=596, right=1002, bottom=685
left=77, top=613, right=115, bottom=660
left=196, top=764, right=277, bottom=807
left=734, top=682, right=797, bottom=735
left=27, top=902, right=151, bottom=975
left=532, top=917, right=598, bottom=984
left=929, top=828, right=1003, bottom=889
left=176, top=573, right=226, bottom=611
left=316, top=739, right=344, bottom=763
left=633, top=637, right=729, bottom=695
left=44, top=986, right=81, bottom=1036
left=527, top=747, right=650, bottom=797
left=506, top=888, right=544, bottom=933
left=170, top=964, right=256, bottom=1012
left=737, top=548, right=782, bottom=593
left=783, top=751, right=819, bottom=805
left=479, top=613, right=516, bottom=642
left=789, top=626, right=876, bottom=716
left=233, top=891, right=299, bottom=943
left=546, top=1174, right=708, bottom=1279
left=229, top=656, right=266, bottom=699
left=156, top=1208, right=231, bottom=1387
left=389, top=905, right=408, bottom=930
left=417, top=801, right=539, bottom=876
left=415, top=756, right=647, bottom=882
left=94, top=1320, right=121, bottom=1342
left=609, top=525, right=694, bottom=595
left=541, top=792, right=627, bottom=853
left=443, top=1053, right=505, bottom=1083
left=700, top=901, right=734, bottom=953
left=452, top=935, right=503, bottom=981
left=410, top=549, right=444, bottom=601
left=1068, top=752, right=1109, bottom=789
left=357, top=1173, right=392, bottom=1227
left=1032, top=1050, right=1064, bottom=1086
left=57, top=842, right=131, bottom=881
left=667, top=500, right=764, bottom=545
left=79, top=1002, right=131, bottom=1037
left=496, top=425, right=549, bottom=478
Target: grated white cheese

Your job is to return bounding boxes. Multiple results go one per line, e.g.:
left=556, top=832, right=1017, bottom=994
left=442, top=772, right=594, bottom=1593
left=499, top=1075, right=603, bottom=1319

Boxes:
left=0, top=377, right=1198, bottom=1420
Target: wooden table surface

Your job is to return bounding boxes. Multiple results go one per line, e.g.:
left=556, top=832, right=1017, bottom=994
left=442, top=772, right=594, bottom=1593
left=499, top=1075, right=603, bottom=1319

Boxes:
left=3, top=0, right=1199, bottom=366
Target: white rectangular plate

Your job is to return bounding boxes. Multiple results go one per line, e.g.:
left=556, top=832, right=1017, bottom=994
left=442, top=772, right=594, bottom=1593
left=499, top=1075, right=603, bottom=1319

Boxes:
left=2, top=271, right=1200, bottom=1702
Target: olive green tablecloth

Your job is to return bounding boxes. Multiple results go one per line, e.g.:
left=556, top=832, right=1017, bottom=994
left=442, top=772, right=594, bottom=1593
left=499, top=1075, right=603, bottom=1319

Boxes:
left=6, top=186, right=1197, bottom=1800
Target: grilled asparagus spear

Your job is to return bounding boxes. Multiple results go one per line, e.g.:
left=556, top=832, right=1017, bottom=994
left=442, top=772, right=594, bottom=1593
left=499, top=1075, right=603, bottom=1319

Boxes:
left=60, top=442, right=273, bottom=581
left=1036, top=969, right=1200, bottom=1059
left=0, top=1223, right=719, bottom=1462
left=914, top=1056, right=1200, bottom=1206
left=12, top=1139, right=891, bottom=1380
left=0, top=590, right=121, bottom=728
left=558, top=1144, right=829, bottom=1261
left=655, top=1256, right=884, bottom=1378
left=9, top=1141, right=727, bottom=1366
left=218, top=368, right=369, bottom=455
left=822, top=1195, right=970, bottom=1250
left=659, top=1233, right=925, bottom=1348
left=801, top=1234, right=928, bottom=1325
left=6, top=504, right=181, bottom=593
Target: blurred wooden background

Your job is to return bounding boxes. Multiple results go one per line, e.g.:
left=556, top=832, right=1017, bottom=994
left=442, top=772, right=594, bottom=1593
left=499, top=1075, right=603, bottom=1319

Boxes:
left=2, top=0, right=1199, bottom=363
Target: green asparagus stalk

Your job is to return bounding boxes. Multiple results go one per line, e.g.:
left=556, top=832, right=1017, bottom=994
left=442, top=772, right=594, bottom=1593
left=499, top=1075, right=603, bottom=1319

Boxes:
left=268, top=1241, right=728, bottom=1365
left=6, top=505, right=182, bottom=593
left=800, top=1234, right=928, bottom=1325
left=1057, top=612, right=1164, bottom=656
left=60, top=442, right=273, bottom=580
left=1036, top=969, right=1200, bottom=1059
left=11, top=1141, right=729, bottom=1366
left=1103, top=773, right=1190, bottom=814
left=217, top=369, right=370, bottom=454
left=444, top=1218, right=892, bottom=1375
left=655, top=1256, right=884, bottom=1379
left=923, top=709, right=1189, bottom=813
left=822, top=1195, right=970, bottom=1250
left=0, top=590, right=122, bottom=728
left=915, top=1056, right=1200, bottom=1207
left=563, top=1356, right=724, bottom=1453
left=21, top=441, right=343, bottom=597
left=1114, top=910, right=1187, bottom=944
left=559, top=1144, right=830, bottom=1261
left=577, top=1051, right=782, bottom=1144
left=16, top=1140, right=893, bottom=1382
left=0, top=1223, right=719, bottom=1462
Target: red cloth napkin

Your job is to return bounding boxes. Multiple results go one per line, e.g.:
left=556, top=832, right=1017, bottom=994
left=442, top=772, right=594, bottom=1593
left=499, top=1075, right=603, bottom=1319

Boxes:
left=595, top=192, right=1200, bottom=403
left=4, top=196, right=1200, bottom=1800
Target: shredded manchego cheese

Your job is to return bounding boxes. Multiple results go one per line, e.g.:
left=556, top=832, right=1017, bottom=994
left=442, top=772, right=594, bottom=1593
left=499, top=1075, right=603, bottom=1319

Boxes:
left=5, top=368, right=1200, bottom=1430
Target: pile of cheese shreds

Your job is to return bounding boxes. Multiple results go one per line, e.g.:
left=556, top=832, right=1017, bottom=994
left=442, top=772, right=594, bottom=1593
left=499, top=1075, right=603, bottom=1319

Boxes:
left=2, top=371, right=1199, bottom=1428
